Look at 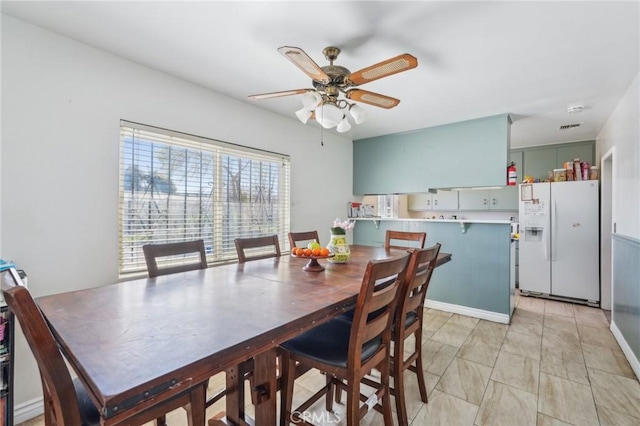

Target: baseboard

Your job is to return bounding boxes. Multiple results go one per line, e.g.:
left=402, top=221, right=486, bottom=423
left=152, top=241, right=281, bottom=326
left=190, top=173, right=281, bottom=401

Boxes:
left=14, top=396, right=44, bottom=424
left=425, top=300, right=510, bottom=324
left=610, top=320, right=640, bottom=381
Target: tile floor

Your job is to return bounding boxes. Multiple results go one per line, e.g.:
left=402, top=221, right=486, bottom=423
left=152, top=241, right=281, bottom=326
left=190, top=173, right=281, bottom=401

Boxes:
left=18, top=293, right=640, bottom=426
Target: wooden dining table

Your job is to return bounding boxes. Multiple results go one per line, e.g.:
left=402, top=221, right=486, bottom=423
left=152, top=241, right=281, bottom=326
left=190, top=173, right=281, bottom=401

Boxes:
left=37, top=245, right=451, bottom=425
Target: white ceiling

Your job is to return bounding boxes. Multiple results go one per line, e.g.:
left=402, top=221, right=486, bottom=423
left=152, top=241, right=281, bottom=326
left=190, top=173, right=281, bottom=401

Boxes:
left=2, top=1, right=638, bottom=148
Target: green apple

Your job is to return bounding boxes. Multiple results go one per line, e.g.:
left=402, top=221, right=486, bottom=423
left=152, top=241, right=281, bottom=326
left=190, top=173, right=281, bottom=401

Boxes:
left=307, top=240, right=321, bottom=250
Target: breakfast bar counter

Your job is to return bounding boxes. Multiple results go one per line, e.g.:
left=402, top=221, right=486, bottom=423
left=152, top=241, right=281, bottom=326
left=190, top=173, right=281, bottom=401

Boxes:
left=353, top=218, right=515, bottom=323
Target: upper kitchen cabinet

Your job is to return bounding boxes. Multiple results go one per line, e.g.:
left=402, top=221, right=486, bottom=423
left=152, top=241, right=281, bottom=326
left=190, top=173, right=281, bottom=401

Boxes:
left=407, top=190, right=458, bottom=211
left=458, top=186, right=518, bottom=211
left=521, top=140, right=594, bottom=181
left=353, top=114, right=512, bottom=194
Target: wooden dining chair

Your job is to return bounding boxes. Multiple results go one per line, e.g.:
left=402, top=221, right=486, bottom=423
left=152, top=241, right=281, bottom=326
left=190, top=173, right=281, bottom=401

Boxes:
left=388, top=243, right=442, bottom=426
left=142, top=239, right=212, bottom=425
left=279, top=253, right=411, bottom=426
left=384, top=230, right=427, bottom=250
left=288, top=230, right=320, bottom=248
left=143, top=239, right=208, bottom=278
left=0, top=268, right=207, bottom=426
left=234, top=235, right=281, bottom=263
left=333, top=243, right=441, bottom=426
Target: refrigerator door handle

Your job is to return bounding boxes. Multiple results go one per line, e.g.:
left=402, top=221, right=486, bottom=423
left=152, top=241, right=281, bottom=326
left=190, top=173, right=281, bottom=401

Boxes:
left=543, top=222, right=549, bottom=261
left=552, top=200, right=557, bottom=262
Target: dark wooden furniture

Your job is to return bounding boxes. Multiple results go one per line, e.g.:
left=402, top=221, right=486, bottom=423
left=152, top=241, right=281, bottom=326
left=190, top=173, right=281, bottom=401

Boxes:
left=384, top=230, right=427, bottom=250
left=36, top=246, right=451, bottom=425
left=143, top=239, right=209, bottom=426
left=143, top=240, right=208, bottom=278
left=389, top=243, right=442, bottom=426
left=0, top=281, right=15, bottom=426
left=1, top=268, right=206, bottom=426
left=279, top=253, right=411, bottom=426
left=143, top=239, right=215, bottom=426
left=288, top=231, right=320, bottom=248
left=234, top=235, right=281, bottom=263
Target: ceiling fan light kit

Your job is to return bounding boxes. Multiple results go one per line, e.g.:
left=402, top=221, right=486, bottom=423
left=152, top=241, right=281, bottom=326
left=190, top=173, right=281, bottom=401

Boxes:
left=315, top=102, right=343, bottom=129
left=249, top=45, right=418, bottom=132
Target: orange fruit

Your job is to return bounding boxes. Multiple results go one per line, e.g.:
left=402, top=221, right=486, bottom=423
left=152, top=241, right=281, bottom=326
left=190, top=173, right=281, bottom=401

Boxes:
left=320, top=247, right=330, bottom=256
left=312, top=248, right=321, bottom=256
left=291, top=247, right=297, bottom=255
left=303, top=248, right=312, bottom=256
left=295, top=248, right=304, bottom=256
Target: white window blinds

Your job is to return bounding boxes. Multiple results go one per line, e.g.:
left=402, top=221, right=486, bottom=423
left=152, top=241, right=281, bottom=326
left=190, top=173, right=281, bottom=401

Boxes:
left=118, top=121, right=291, bottom=275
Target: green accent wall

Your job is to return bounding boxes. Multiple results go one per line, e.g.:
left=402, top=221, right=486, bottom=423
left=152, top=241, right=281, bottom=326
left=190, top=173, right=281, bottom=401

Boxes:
left=353, top=220, right=513, bottom=315
left=612, top=234, right=640, bottom=367
left=353, top=114, right=511, bottom=194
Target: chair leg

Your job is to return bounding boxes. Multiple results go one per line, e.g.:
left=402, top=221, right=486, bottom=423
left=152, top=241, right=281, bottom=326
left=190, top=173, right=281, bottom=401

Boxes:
left=325, top=374, right=335, bottom=412
left=345, top=379, right=361, bottom=426
left=183, top=382, right=206, bottom=426
left=334, top=380, right=343, bottom=403
left=379, top=356, right=394, bottom=426
left=414, top=330, right=429, bottom=403
left=156, top=415, right=167, bottom=426
left=279, top=352, right=297, bottom=426
left=393, top=337, right=409, bottom=426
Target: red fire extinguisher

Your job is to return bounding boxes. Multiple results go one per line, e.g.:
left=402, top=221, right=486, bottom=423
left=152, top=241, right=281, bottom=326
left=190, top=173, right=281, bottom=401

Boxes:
left=507, top=162, right=517, bottom=186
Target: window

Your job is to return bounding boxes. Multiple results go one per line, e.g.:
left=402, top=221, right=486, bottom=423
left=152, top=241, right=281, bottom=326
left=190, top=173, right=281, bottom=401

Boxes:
left=118, top=121, right=290, bottom=275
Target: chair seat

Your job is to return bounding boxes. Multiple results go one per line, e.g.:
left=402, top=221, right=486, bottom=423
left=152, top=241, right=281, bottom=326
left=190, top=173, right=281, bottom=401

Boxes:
left=402, top=311, right=419, bottom=329
left=73, top=378, right=101, bottom=426
left=281, top=318, right=382, bottom=368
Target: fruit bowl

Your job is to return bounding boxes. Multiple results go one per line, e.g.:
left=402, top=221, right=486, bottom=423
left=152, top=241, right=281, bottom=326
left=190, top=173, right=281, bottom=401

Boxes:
left=291, top=252, right=335, bottom=272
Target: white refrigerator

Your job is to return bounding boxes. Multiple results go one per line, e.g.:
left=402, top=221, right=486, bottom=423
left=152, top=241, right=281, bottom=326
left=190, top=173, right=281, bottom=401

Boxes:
left=518, top=180, right=599, bottom=303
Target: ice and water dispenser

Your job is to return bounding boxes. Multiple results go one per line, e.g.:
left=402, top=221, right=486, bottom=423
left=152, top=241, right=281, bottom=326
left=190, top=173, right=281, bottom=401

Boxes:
left=524, top=222, right=544, bottom=242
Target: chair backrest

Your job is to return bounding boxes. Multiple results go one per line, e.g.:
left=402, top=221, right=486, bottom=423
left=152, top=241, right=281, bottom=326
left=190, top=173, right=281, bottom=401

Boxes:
left=384, top=230, right=427, bottom=250
left=348, top=253, right=411, bottom=368
left=143, top=240, right=208, bottom=278
left=235, top=235, right=282, bottom=263
left=288, top=231, right=320, bottom=248
left=1, top=269, right=84, bottom=425
left=396, top=243, right=442, bottom=330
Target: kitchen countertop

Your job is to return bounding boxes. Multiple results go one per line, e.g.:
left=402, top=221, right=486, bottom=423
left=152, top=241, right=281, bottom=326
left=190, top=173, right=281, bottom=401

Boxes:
left=352, top=217, right=512, bottom=224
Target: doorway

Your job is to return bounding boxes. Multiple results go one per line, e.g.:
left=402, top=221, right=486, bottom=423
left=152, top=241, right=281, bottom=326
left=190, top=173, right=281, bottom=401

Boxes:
left=600, top=148, right=614, bottom=311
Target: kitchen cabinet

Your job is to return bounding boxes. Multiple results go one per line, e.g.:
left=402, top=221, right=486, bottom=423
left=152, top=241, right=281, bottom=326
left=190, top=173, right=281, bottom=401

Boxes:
left=353, top=114, right=511, bottom=194
left=521, top=140, right=594, bottom=181
left=458, top=186, right=518, bottom=211
left=407, top=191, right=458, bottom=211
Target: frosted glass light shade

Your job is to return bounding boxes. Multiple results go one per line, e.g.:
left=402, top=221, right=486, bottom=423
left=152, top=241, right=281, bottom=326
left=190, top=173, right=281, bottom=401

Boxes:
left=302, top=92, right=322, bottom=110
left=349, top=104, right=367, bottom=124
left=336, top=116, right=351, bottom=133
left=315, top=103, right=343, bottom=129
left=295, top=107, right=312, bottom=124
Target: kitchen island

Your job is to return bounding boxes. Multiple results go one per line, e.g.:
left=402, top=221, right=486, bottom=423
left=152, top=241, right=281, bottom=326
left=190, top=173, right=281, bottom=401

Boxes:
left=353, top=218, right=515, bottom=323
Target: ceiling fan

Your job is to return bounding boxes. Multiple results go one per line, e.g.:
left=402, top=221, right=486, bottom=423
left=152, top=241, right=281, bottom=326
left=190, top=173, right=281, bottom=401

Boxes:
left=248, top=46, right=418, bottom=132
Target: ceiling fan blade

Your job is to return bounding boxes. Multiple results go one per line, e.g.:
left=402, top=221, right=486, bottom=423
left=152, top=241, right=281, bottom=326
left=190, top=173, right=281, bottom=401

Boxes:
left=346, top=89, right=400, bottom=109
left=277, top=46, right=330, bottom=83
left=248, top=89, right=313, bottom=100
left=347, top=53, right=418, bottom=86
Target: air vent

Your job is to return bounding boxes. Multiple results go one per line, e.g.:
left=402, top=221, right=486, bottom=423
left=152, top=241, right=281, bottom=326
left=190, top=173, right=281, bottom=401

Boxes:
left=559, top=123, right=582, bottom=130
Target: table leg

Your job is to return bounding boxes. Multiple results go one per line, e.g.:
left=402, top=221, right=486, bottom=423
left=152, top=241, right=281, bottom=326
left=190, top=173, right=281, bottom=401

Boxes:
left=251, top=347, right=277, bottom=425
left=224, top=365, right=246, bottom=424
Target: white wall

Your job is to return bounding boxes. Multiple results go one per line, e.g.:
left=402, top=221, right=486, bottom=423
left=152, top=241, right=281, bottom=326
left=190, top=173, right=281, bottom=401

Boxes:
left=0, top=15, right=353, bottom=410
left=596, top=74, right=640, bottom=239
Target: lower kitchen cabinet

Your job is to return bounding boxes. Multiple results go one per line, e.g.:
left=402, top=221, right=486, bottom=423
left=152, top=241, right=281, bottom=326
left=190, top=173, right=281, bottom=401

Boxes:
left=458, top=186, right=518, bottom=211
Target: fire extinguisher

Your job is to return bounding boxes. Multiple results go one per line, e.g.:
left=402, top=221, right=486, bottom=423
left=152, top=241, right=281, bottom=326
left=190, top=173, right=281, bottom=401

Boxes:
left=507, top=162, right=517, bottom=186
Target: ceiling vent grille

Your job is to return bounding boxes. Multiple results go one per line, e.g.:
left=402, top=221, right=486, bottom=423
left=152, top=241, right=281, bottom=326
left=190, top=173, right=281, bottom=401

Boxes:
left=559, top=123, right=582, bottom=130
